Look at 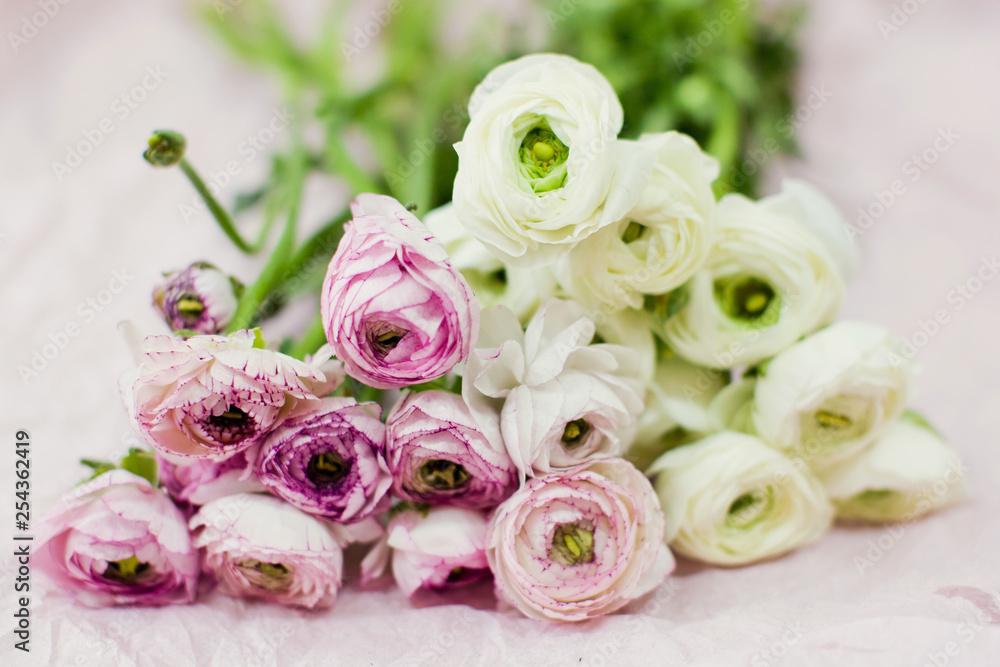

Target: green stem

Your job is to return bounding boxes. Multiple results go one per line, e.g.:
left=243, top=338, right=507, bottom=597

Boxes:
left=178, top=158, right=254, bottom=254
left=227, top=152, right=306, bottom=332
left=287, top=314, right=327, bottom=360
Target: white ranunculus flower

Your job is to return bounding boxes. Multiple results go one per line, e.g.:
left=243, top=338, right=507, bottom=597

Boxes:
left=453, top=54, right=653, bottom=266
left=423, top=203, right=556, bottom=321
left=823, top=413, right=966, bottom=522
left=660, top=180, right=857, bottom=369
left=558, top=132, right=718, bottom=311
left=463, top=299, right=645, bottom=479
left=648, top=432, right=833, bottom=566
left=592, top=307, right=658, bottom=386
left=752, top=321, right=912, bottom=472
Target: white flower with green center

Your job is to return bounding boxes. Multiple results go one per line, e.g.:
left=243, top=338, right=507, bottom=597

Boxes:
left=822, top=413, right=966, bottom=522
left=648, top=431, right=833, bottom=566
left=659, top=179, right=857, bottom=369
left=453, top=54, right=653, bottom=266
left=751, top=321, right=913, bottom=472
left=558, top=132, right=718, bottom=311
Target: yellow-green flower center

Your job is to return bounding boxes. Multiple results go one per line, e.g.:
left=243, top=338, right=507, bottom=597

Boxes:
left=549, top=523, right=596, bottom=566
left=724, top=487, right=774, bottom=529
left=714, top=275, right=780, bottom=327
left=561, top=419, right=590, bottom=449
left=518, top=122, right=569, bottom=194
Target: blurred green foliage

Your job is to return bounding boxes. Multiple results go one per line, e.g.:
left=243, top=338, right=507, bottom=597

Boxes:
left=200, top=0, right=801, bottom=211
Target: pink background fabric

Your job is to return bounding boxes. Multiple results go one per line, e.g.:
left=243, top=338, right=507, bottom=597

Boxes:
left=2, top=0, right=999, bottom=664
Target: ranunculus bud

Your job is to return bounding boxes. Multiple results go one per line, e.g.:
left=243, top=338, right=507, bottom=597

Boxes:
left=254, top=397, right=392, bottom=523
left=190, top=494, right=346, bottom=609
left=121, top=330, right=344, bottom=460
left=386, top=390, right=516, bottom=509
left=486, top=458, right=673, bottom=622
left=35, top=470, right=199, bottom=607
left=152, top=262, right=242, bottom=335
left=648, top=432, right=833, bottom=566
left=143, top=130, right=187, bottom=167
left=321, top=194, right=480, bottom=389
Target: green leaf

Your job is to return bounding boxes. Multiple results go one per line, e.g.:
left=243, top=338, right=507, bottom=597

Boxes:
left=120, top=448, right=160, bottom=487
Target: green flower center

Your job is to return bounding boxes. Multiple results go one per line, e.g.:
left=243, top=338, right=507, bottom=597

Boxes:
left=724, top=487, right=774, bottom=529
left=621, top=221, right=647, bottom=244
left=235, top=559, right=293, bottom=591
left=518, top=122, right=569, bottom=194
left=103, top=555, right=152, bottom=584
left=417, top=459, right=471, bottom=491
left=714, top=275, right=780, bottom=327
left=306, top=452, right=348, bottom=487
left=369, top=324, right=407, bottom=360
left=561, top=419, right=590, bottom=449
left=549, top=523, right=596, bottom=567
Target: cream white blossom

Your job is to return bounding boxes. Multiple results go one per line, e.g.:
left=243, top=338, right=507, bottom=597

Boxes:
left=463, top=299, right=645, bottom=479
left=453, top=54, right=652, bottom=266
left=752, top=321, right=912, bottom=471
left=558, top=132, right=718, bottom=311
left=823, top=414, right=966, bottom=522
left=661, top=180, right=856, bottom=369
left=649, top=431, right=833, bottom=566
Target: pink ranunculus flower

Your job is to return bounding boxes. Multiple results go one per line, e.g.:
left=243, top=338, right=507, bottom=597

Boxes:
left=385, top=390, right=516, bottom=509
left=34, top=470, right=199, bottom=607
left=321, top=193, right=480, bottom=390
left=120, top=331, right=345, bottom=460
left=254, top=397, right=392, bottom=523
left=361, top=506, right=490, bottom=596
left=190, top=493, right=347, bottom=609
left=486, top=458, right=673, bottom=622
left=157, top=447, right=265, bottom=512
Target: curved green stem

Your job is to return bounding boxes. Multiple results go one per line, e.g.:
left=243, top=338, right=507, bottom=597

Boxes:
left=178, top=158, right=254, bottom=253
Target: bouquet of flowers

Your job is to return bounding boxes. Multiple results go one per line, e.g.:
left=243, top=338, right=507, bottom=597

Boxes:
left=35, top=53, right=964, bottom=624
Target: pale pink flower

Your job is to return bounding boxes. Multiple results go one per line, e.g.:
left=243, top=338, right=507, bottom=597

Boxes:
left=386, top=390, right=516, bottom=509
left=487, top=458, right=673, bottom=622
left=34, top=470, right=199, bottom=607
left=121, top=331, right=344, bottom=460
left=321, top=194, right=480, bottom=389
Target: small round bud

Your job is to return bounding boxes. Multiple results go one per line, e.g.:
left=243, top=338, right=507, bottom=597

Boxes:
left=143, top=130, right=186, bottom=167
left=153, top=262, right=242, bottom=335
